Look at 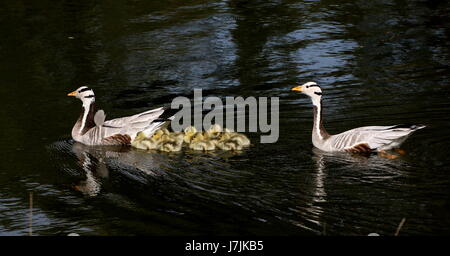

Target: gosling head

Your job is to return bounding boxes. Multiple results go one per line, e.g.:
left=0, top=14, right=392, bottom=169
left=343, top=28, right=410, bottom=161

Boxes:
left=184, top=126, right=197, bottom=136
left=291, top=82, right=322, bottom=105
left=67, top=86, right=96, bottom=106
left=207, top=124, right=222, bottom=134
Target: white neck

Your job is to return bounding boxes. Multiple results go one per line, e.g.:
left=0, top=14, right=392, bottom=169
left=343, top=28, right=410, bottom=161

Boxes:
left=313, top=103, right=322, bottom=140
left=80, top=99, right=94, bottom=133
left=311, top=95, right=321, bottom=107
left=311, top=96, right=325, bottom=140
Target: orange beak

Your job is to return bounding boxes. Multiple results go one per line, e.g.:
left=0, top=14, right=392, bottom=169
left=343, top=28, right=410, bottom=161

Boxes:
left=67, top=90, right=77, bottom=96
left=291, top=85, right=303, bottom=92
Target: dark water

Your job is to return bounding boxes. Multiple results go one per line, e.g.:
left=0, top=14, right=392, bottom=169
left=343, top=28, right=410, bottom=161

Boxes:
left=1, top=0, right=450, bottom=236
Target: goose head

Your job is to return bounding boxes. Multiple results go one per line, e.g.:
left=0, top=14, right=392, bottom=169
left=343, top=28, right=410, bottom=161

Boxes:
left=67, top=86, right=96, bottom=106
left=291, top=82, right=322, bottom=106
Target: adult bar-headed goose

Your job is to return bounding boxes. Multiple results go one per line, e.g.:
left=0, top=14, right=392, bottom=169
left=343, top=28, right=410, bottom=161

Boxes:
left=68, top=86, right=172, bottom=146
left=291, top=82, right=425, bottom=156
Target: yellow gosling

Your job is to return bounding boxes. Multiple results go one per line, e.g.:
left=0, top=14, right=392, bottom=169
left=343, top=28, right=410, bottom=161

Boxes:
left=160, top=141, right=182, bottom=152
left=216, top=140, right=242, bottom=151
left=203, top=124, right=223, bottom=140
left=203, top=131, right=220, bottom=141
left=230, top=133, right=251, bottom=147
left=209, top=124, right=222, bottom=133
left=170, top=132, right=185, bottom=142
left=183, top=126, right=197, bottom=143
left=204, top=141, right=216, bottom=150
left=132, top=140, right=149, bottom=150
left=155, top=131, right=184, bottom=152
left=132, top=124, right=250, bottom=152
left=151, top=129, right=164, bottom=141
left=189, top=132, right=217, bottom=150
left=189, top=140, right=216, bottom=151
left=160, top=134, right=173, bottom=143
left=142, top=140, right=159, bottom=150
left=134, top=131, right=147, bottom=142
left=219, top=132, right=232, bottom=141
left=191, top=132, right=205, bottom=142
left=208, top=138, right=221, bottom=147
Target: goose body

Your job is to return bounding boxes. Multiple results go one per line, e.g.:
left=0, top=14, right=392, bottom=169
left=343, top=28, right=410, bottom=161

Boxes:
left=291, top=82, right=425, bottom=153
left=68, top=86, right=171, bottom=146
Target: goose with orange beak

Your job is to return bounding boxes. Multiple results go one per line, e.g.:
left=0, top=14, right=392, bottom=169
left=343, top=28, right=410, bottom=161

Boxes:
left=67, top=86, right=173, bottom=145
left=291, top=82, right=425, bottom=158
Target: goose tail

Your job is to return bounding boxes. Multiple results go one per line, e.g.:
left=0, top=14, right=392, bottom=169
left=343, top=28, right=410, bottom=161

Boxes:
left=140, top=107, right=178, bottom=137
left=389, top=124, right=426, bottom=132
left=411, top=124, right=426, bottom=130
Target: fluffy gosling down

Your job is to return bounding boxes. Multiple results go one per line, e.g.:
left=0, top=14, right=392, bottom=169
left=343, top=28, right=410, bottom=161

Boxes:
left=131, top=124, right=251, bottom=152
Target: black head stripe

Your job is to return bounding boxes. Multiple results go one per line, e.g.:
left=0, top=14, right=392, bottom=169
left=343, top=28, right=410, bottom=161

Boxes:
left=78, top=87, right=92, bottom=93
left=84, top=95, right=95, bottom=98
left=314, top=92, right=322, bottom=96
left=307, top=84, right=320, bottom=88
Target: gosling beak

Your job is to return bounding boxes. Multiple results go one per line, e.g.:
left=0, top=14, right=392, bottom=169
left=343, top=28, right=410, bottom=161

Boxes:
left=67, top=90, right=77, bottom=96
left=291, top=85, right=303, bottom=92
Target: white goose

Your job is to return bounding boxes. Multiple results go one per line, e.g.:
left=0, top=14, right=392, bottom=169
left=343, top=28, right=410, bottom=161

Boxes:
left=291, top=82, right=425, bottom=157
left=67, top=86, right=172, bottom=146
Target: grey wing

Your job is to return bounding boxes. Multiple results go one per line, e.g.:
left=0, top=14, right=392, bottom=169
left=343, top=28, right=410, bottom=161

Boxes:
left=102, top=107, right=167, bottom=138
left=329, top=125, right=424, bottom=151
left=94, top=110, right=106, bottom=127
left=104, top=107, right=164, bottom=127
left=328, top=128, right=376, bottom=151
left=81, top=107, right=172, bottom=145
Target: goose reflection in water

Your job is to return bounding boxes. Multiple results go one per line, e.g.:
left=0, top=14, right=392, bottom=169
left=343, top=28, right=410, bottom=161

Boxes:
left=304, top=149, right=411, bottom=234
left=292, top=148, right=328, bottom=233
left=311, top=148, right=410, bottom=180
left=71, top=142, right=169, bottom=196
